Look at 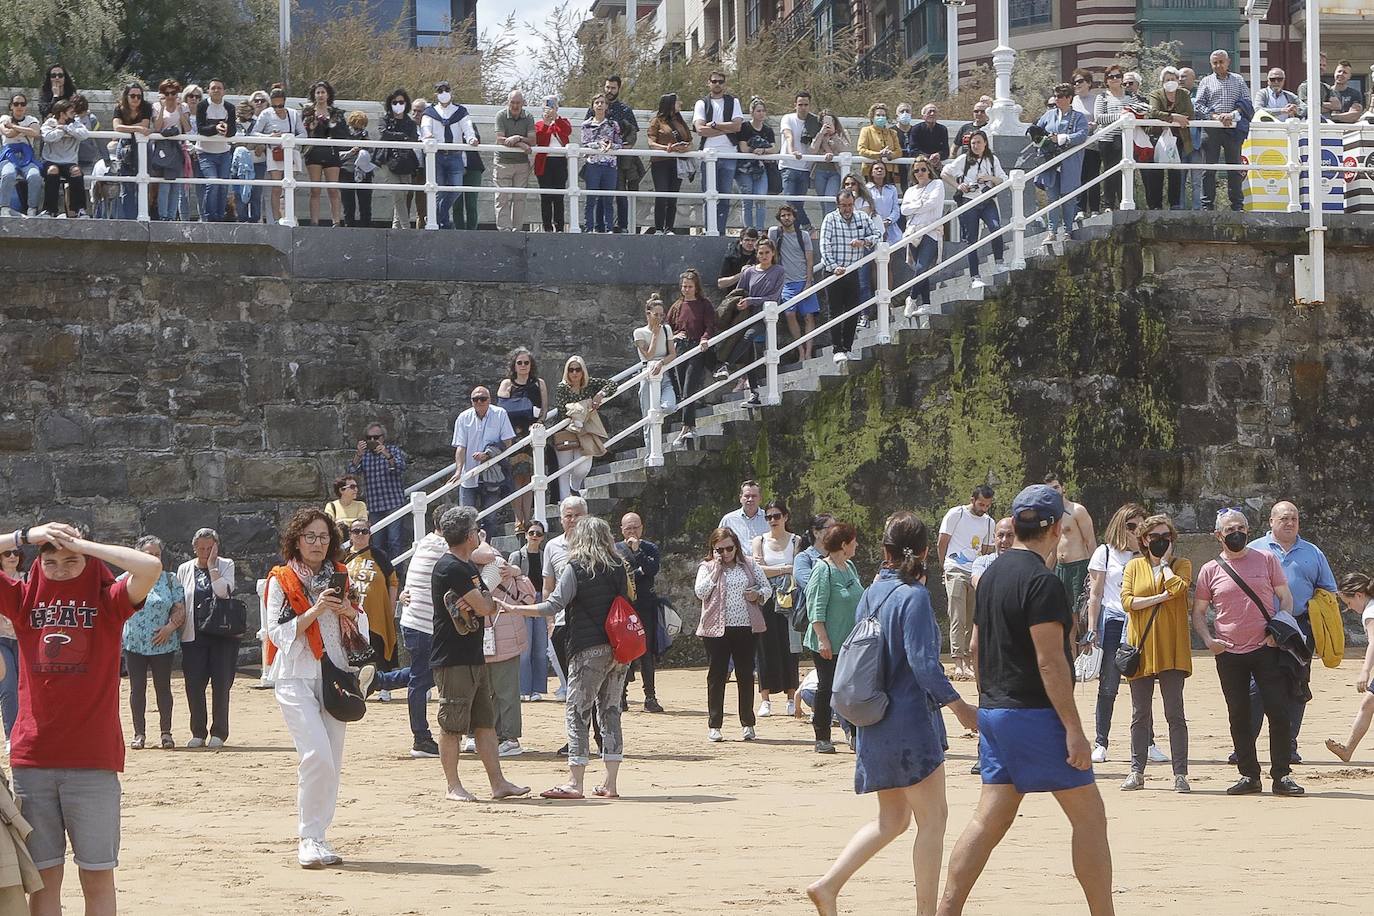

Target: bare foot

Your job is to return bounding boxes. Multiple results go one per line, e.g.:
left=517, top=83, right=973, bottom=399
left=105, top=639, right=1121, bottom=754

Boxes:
left=1326, top=738, right=1353, bottom=762
left=445, top=785, right=479, bottom=802
left=806, top=880, right=838, bottom=916
left=492, top=781, right=530, bottom=799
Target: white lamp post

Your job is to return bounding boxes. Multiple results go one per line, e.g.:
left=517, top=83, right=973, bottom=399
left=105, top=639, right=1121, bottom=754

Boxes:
left=987, top=0, right=1022, bottom=134
left=944, top=0, right=965, bottom=97
left=626, top=0, right=635, bottom=37
left=278, top=0, right=290, bottom=88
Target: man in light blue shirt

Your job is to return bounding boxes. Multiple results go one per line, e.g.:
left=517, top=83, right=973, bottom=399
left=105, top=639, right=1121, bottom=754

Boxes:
left=1246, top=500, right=1337, bottom=759
left=449, top=386, right=515, bottom=534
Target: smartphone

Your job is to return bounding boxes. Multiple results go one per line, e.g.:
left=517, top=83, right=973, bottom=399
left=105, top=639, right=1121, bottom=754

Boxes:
left=328, top=572, right=347, bottom=594
left=544, top=96, right=558, bottom=109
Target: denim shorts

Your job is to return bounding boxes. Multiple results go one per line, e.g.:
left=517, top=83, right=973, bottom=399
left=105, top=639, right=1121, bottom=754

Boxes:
left=12, top=767, right=121, bottom=870
left=781, top=279, right=821, bottom=316
left=977, top=708, right=1096, bottom=794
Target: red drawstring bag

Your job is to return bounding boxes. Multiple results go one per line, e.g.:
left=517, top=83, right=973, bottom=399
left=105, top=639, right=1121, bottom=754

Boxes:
left=604, top=595, right=647, bottom=664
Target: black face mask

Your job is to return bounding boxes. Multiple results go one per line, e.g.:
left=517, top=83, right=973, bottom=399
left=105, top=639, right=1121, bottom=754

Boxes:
left=1148, top=538, right=1170, bottom=558
left=1223, top=531, right=1248, bottom=552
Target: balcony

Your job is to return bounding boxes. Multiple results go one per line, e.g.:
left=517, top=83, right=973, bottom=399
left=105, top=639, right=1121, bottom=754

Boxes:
left=856, top=27, right=905, bottom=79
left=901, top=0, right=945, bottom=61
left=1138, top=0, right=1243, bottom=25
left=774, top=0, right=813, bottom=42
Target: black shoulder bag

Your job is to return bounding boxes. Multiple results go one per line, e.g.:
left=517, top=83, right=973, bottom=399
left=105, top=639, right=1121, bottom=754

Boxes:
left=1114, top=568, right=1164, bottom=678
left=1215, top=557, right=1312, bottom=664
left=194, top=578, right=248, bottom=639
left=322, top=654, right=367, bottom=722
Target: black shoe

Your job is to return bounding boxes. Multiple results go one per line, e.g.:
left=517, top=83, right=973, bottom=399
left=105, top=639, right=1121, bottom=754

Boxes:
left=970, top=761, right=981, bottom=775
left=713, top=366, right=730, bottom=380
left=644, top=697, right=664, bottom=713
left=1227, top=752, right=1237, bottom=765
left=558, top=743, right=569, bottom=755
left=410, top=737, right=440, bottom=759
left=1272, top=776, right=1305, bottom=797
left=1291, top=751, right=1303, bottom=764
left=1226, top=776, right=1263, bottom=796
left=744, top=392, right=762, bottom=407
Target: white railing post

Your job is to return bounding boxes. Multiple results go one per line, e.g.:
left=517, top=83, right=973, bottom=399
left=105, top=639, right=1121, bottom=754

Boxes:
left=408, top=490, right=428, bottom=546
left=1285, top=120, right=1302, bottom=214
left=838, top=151, right=854, bottom=184
left=646, top=374, right=665, bottom=467
left=1120, top=115, right=1137, bottom=211
left=763, top=299, right=781, bottom=406
left=135, top=135, right=151, bottom=222
left=531, top=423, right=549, bottom=525
left=874, top=242, right=892, bottom=345
left=626, top=154, right=638, bottom=235
left=566, top=144, right=582, bottom=234
left=704, top=147, right=719, bottom=235
left=1010, top=168, right=1027, bottom=269
left=424, top=140, right=439, bottom=230
left=280, top=135, right=297, bottom=227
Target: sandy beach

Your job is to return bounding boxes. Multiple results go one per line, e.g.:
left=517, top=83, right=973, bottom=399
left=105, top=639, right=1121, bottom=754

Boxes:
left=69, top=655, right=1374, bottom=915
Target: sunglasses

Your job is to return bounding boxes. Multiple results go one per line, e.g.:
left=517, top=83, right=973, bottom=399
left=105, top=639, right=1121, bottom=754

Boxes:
left=471, top=395, right=489, bottom=402
left=1269, top=77, right=1285, bottom=81
left=765, top=513, right=784, bottom=521
left=515, top=359, right=531, bottom=365
left=129, top=93, right=143, bottom=98
left=568, top=367, right=584, bottom=373
left=1106, top=74, right=1123, bottom=80
left=350, top=528, right=369, bottom=535
left=1073, top=78, right=1089, bottom=85
left=341, top=482, right=358, bottom=490
left=50, top=73, right=66, bottom=79
left=713, top=545, right=736, bottom=555
left=1125, top=521, right=1141, bottom=531
left=912, top=167, right=929, bottom=174
left=526, top=530, right=544, bottom=538
left=11, top=101, right=26, bottom=107
left=0, top=550, right=20, bottom=559
left=709, top=79, right=725, bottom=85
left=366, top=434, right=383, bottom=440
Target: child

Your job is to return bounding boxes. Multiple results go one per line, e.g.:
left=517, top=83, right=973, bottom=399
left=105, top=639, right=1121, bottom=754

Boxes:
left=1326, top=571, right=1374, bottom=762
left=340, top=110, right=373, bottom=227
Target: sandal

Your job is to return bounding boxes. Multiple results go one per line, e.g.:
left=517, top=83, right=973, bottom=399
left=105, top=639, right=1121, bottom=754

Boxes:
left=592, top=785, right=619, bottom=799
left=539, top=785, right=584, bottom=800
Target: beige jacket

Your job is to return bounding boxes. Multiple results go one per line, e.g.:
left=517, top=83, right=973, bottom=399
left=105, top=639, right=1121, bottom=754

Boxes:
left=0, top=772, right=42, bottom=894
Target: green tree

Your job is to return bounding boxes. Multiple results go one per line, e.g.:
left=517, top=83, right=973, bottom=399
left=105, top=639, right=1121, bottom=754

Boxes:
left=0, top=0, right=121, bottom=89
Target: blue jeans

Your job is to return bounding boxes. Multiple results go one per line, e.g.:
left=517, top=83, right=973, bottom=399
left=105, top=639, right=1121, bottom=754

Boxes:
left=1095, top=617, right=1125, bottom=747
left=736, top=167, right=768, bottom=230
left=713, top=156, right=738, bottom=231
left=814, top=170, right=841, bottom=215
left=434, top=152, right=465, bottom=229
left=368, top=507, right=412, bottom=564
left=1041, top=170, right=1079, bottom=231
left=781, top=167, right=813, bottom=227
left=0, top=637, right=16, bottom=738
left=518, top=617, right=549, bottom=696
left=198, top=150, right=232, bottom=221
left=398, top=626, right=433, bottom=741
left=907, top=234, right=939, bottom=305
left=458, top=484, right=502, bottom=538
left=958, top=198, right=1004, bottom=277
left=583, top=161, right=617, bottom=232
left=1, top=162, right=41, bottom=213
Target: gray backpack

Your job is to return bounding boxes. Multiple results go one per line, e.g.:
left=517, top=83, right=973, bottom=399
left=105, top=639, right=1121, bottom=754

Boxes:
left=832, top=583, right=902, bottom=727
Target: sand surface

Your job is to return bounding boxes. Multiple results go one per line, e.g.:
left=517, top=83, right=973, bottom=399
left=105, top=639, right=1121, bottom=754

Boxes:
left=68, top=656, right=1374, bottom=914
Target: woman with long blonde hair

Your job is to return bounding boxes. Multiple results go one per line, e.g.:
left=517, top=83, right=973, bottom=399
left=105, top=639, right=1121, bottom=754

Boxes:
left=551, top=356, right=616, bottom=500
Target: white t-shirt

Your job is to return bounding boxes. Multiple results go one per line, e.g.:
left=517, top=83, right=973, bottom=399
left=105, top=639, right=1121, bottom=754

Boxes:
left=1089, top=543, right=1136, bottom=623
left=0, top=115, right=39, bottom=150
left=633, top=323, right=673, bottom=361
left=779, top=113, right=809, bottom=171
left=1361, top=596, right=1374, bottom=628
left=399, top=532, right=448, bottom=634
left=693, top=96, right=737, bottom=151
left=940, top=505, right=996, bottom=572
left=198, top=100, right=232, bottom=154
left=545, top=534, right=570, bottom=626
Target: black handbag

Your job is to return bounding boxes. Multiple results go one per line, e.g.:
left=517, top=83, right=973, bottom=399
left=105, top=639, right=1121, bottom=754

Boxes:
left=1115, top=604, right=1161, bottom=678
left=321, top=654, right=367, bottom=722
left=195, top=595, right=247, bottom=639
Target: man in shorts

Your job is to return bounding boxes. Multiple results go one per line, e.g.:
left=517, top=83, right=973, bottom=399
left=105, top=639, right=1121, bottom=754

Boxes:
left=938, top=485, right=997, bottom=681
left=938, top=485, right=1114, bottom=916
left=0, top=521, right=162, bottom=916
left=430, top=506, right=529, bottom=802
left=1045, top=471, right=1096, bottom=634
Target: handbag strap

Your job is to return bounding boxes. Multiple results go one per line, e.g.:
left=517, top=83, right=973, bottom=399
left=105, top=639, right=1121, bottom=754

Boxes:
left=1216, top=556, right=1272, bottom=622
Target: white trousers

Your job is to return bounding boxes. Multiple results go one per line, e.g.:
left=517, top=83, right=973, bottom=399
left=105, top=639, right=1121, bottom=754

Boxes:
left=555, top=449, right=592, bottom=501
left=276, top=676, right=347, bottom=841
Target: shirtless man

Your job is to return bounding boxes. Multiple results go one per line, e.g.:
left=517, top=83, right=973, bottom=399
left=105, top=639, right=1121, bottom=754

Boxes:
left=1045, top=473, right=1095, bottom=626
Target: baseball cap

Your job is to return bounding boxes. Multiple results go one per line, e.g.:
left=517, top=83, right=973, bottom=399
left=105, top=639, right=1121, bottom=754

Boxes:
left=1011, top=484, right=1066, bottom=528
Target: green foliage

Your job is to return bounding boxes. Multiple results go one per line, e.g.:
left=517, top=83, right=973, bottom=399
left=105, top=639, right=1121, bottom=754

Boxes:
left=1116, top=38, right=1186, bottom=82
left=0, top=0, right=121, bottom=89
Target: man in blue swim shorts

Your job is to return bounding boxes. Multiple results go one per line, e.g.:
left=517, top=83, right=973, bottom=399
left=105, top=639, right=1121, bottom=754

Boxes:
left=938, top=484, right=1115, bottom=916
left=767, top=205, right=821, bottom=361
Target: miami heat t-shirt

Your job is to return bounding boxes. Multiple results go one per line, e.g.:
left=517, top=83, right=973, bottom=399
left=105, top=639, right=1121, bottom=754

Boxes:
left=0, top=558, right=141, bottom=771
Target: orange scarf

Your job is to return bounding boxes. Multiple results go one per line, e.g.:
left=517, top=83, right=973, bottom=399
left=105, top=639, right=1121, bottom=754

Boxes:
left=265, top=563, right=339, bottom=665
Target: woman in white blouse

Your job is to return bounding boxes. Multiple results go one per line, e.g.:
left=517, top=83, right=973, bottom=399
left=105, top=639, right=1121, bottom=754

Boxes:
left=632, top=292, right=677, bottom=444
left=264, top=508, right=373, bottom=869
left=940, top=130, right=1006, bottom=290
left=900, top=154, right=945, bottom=316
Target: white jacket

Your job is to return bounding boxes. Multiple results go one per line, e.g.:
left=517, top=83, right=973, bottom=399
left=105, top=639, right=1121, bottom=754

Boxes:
left=901, top=180, right=946, bottom=242
left=941, top=153, right=1007, bottom=198
left=176, top=557, right=235, bottom=642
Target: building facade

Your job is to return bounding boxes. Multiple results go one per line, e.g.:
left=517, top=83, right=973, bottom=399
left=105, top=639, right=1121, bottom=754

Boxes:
left=295, top=0, right=478, bottom=47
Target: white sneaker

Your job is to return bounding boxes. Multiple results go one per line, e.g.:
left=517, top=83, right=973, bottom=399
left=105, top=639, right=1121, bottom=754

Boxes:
left=529, top=693, right=543, bottom=702
left=461, top=736, right=476, bottom=753
left=256, top=677, right=275, bottom=690
left=187, top=737, right=206, bottom=749
left=316, top=840, right=342, bottom=866
left=1147, top=743, right=1169, bottom=763
left=75, top=209, right=88, bottom=219
left=298, top=839, right=326, bottom=869
left=757, top=700, right=772, bottom=718
left=358, top=664, right=376, bottom=698
left=498, top=739, right=523, bottom=758
left=377, top=689, right=391, bottom=702
left=833, top=351, right=847, bottom=363
left=1091, top=744, right=1108, bottom=763
left=520, top=694, right=531, bottom=702
left=207, top=736, right=225, bottom=750
left=1120, top=771, right=1144, bottom=791
left=785, top=699, right=796, bottom=716
left=554, top=687, right=567, bottom=701
left=707, top=728, right=723, bottom=743
left=742, top=726, right=757, bottom=741
left=856, top=315, right=869, bottom=329
left=1057, top=228, right=1071, bottom=242
left=0, top=208, right=12, bottom=218
left=970, top=278, right=987, bottom=290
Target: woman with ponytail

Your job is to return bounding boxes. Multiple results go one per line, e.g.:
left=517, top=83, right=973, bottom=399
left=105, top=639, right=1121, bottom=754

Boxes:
left=807, top=510, right=978, bottom=916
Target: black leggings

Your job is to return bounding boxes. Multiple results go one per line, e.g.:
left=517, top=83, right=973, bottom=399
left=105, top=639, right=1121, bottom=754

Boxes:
left=671, top=351, right=709, bottom=429
left=538, top=158, right=568, bottom=231
left=704, top=626, right=756, bottom=729
left=44, top=163, right=87, bottom=215
left=126, top=651, right=174, bottom=737
left=650, top=159, right=683, bottom=231
left=812, top=654, right=838, bottom=741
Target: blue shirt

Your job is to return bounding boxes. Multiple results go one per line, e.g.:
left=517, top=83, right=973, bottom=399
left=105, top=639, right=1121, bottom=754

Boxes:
left=122, top=571, right=182, bottom=656
left=1248, top=532, right=1337, bottom=617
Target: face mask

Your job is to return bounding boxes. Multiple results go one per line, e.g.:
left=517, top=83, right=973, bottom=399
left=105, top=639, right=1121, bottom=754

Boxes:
left=1148, top=538, right=1170, bottom=558
left=897, top=112, right=911, bottom=127
left=1223, top=531, right=1248, bottom=552
left=873, top=115, right=888, bottom=129
left=1163, top=80, right=1180, bottom=93
left=436, top=91, right=452, bottom=106
left=391, top=102, right=405, bottom=114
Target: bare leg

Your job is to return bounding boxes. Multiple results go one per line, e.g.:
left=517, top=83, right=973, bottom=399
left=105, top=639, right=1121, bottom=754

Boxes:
left=77, top=867, right=117, bottom=916
left=325, top=166, right=342, bottom=223
left=475, top=727, right=528, bottom=798
left=1328, top=691, right=1374, bottom=761
left=439, top=731, right=476, bottom=801
left=28, top=864, right=63, bottom=916
left=802, top=315, right=816, bottom=359
left=307, top=163, right=323, bottom=223
left=1053, top=783, right=1115, bottom=916
left=937, top=784, right=1023, bottom=916
left=600, top=759, right=621, bottom=796
left=905, top=767, right=950, bottom=915
left=808, top=787, right=913, bottom=915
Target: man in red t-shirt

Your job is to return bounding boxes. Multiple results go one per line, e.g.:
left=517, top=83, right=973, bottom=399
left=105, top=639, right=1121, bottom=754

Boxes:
left=0, top=522, right=160, bottom=916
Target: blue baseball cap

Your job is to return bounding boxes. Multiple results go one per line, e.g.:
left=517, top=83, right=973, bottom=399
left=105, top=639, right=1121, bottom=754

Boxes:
left=1011, top=484, right=1066, bottom=528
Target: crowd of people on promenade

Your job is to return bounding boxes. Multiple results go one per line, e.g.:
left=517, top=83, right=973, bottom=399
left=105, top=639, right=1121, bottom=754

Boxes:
left=5, top=52, right=1368, bottom=228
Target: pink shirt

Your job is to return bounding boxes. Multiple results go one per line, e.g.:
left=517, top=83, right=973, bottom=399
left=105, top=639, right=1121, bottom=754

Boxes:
left=1195, top=549, right=1287, bottom=653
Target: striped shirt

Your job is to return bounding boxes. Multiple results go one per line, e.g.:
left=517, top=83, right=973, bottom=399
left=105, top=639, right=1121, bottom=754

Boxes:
left=818, top=209, right=881, bottom=273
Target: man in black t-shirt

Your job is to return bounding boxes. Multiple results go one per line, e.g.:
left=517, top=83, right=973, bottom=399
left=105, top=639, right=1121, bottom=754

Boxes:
left=939, top=485, right=1114, bottom=916
left=430, top=506, right=530, bottom=802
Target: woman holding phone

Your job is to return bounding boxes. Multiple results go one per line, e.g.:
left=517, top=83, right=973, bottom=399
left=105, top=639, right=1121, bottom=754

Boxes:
left=534, top=99, right=571, bottom=232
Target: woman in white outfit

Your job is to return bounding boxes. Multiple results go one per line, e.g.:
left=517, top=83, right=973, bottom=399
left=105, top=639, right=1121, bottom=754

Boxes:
left=264, top=507, right=375, bottom=869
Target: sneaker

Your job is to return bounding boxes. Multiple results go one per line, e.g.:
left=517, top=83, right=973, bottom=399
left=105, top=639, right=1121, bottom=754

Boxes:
left=359, top=664, right=377, bottom=698
left=75, top=209, right=88, bottom=219
left=971, top=761, right=982, bottom=775
left=707, top=728, right=724, bottom=743
left=0, top=208, right=12, bottom=218
left=187, top=737, right=206, bottom=749
left=1120, top=771, right=1144, bottom=791
left=461, top=736, right=476, bottom=753
left=785, top=699, right=796, bottom=716
left=1091, top=744, right=1108, bottom=763
left=410, top=737, right=440, bottom=758
left=160, top=733, right=175, bottom=750
left=298, top=839, right=326, bottom=869
left=530, top=693, right=543, bottom=702
left=644, top=697, right=664, bottom=713
left=674, top=428, right=695, bottom=446
left=757, top=700, right=772, bottom=718
left=847, top=351, right=860, bottom=362
left=1057, top=227, right=1071, bottom=242
left=712, top=366, right=730, bottom=380
left=1174, top=775, right=1191, bottom=794
left=131, top=734, right=145, bottom=750
left=814, top=740, right=836, bottom=754
left=519, top=694, right=531, bottom=701
left=970, top=278, right=987, bottom=290
left=255, top=677, right=275, bottom=690
left=498, top=739, right=523, bottom=758
left=857, top=315, right=869, bottom=329
left=1147, top=743, right=1168, bottom=763
left=743, top=392, right=762, bottom=408
left=1226, top=776, right=1263, bottom=796
left=1272, top=776, right=1305, bottom=797
left=742, top=726, right=757, bottom=741
left=207, top=736, right=225, bottom=750
left=832, top=352, right=847, bottom=364
left=377, top=689, right=391, bottom=702
left=1291, top=751, right=1303, bottom=764
left=1227, top=751, right=1238, bottom=765
left=317, top=840, right=343, bottom=866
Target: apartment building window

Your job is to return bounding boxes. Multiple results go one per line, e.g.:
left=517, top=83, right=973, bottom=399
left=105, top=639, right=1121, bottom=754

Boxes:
left=813, top=0, right=849, bottom=52
left=1008, top=0, right=1051, bottom=28
left=416, top=0, right=455, bottom=45
left=1142, top=27, right=1238, bottom=69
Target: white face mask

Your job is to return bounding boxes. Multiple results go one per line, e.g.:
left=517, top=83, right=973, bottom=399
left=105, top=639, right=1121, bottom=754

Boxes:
left=1163, top=80, right=1179, bottom=93
left=436, top=91, right=452, bottom=106
left=391, top=102, right=405, bottom=114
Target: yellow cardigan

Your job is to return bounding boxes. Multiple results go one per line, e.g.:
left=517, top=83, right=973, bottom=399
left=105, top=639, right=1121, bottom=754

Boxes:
left=1120, top=556, right=1193, bottom=679
left=856, top=124, right=903, bottom=179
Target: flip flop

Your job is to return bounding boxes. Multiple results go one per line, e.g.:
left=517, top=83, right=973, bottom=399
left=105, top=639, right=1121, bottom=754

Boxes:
left=593, top=786, right=620, bottom=799
left=539, top=786, right=584, bottom=800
